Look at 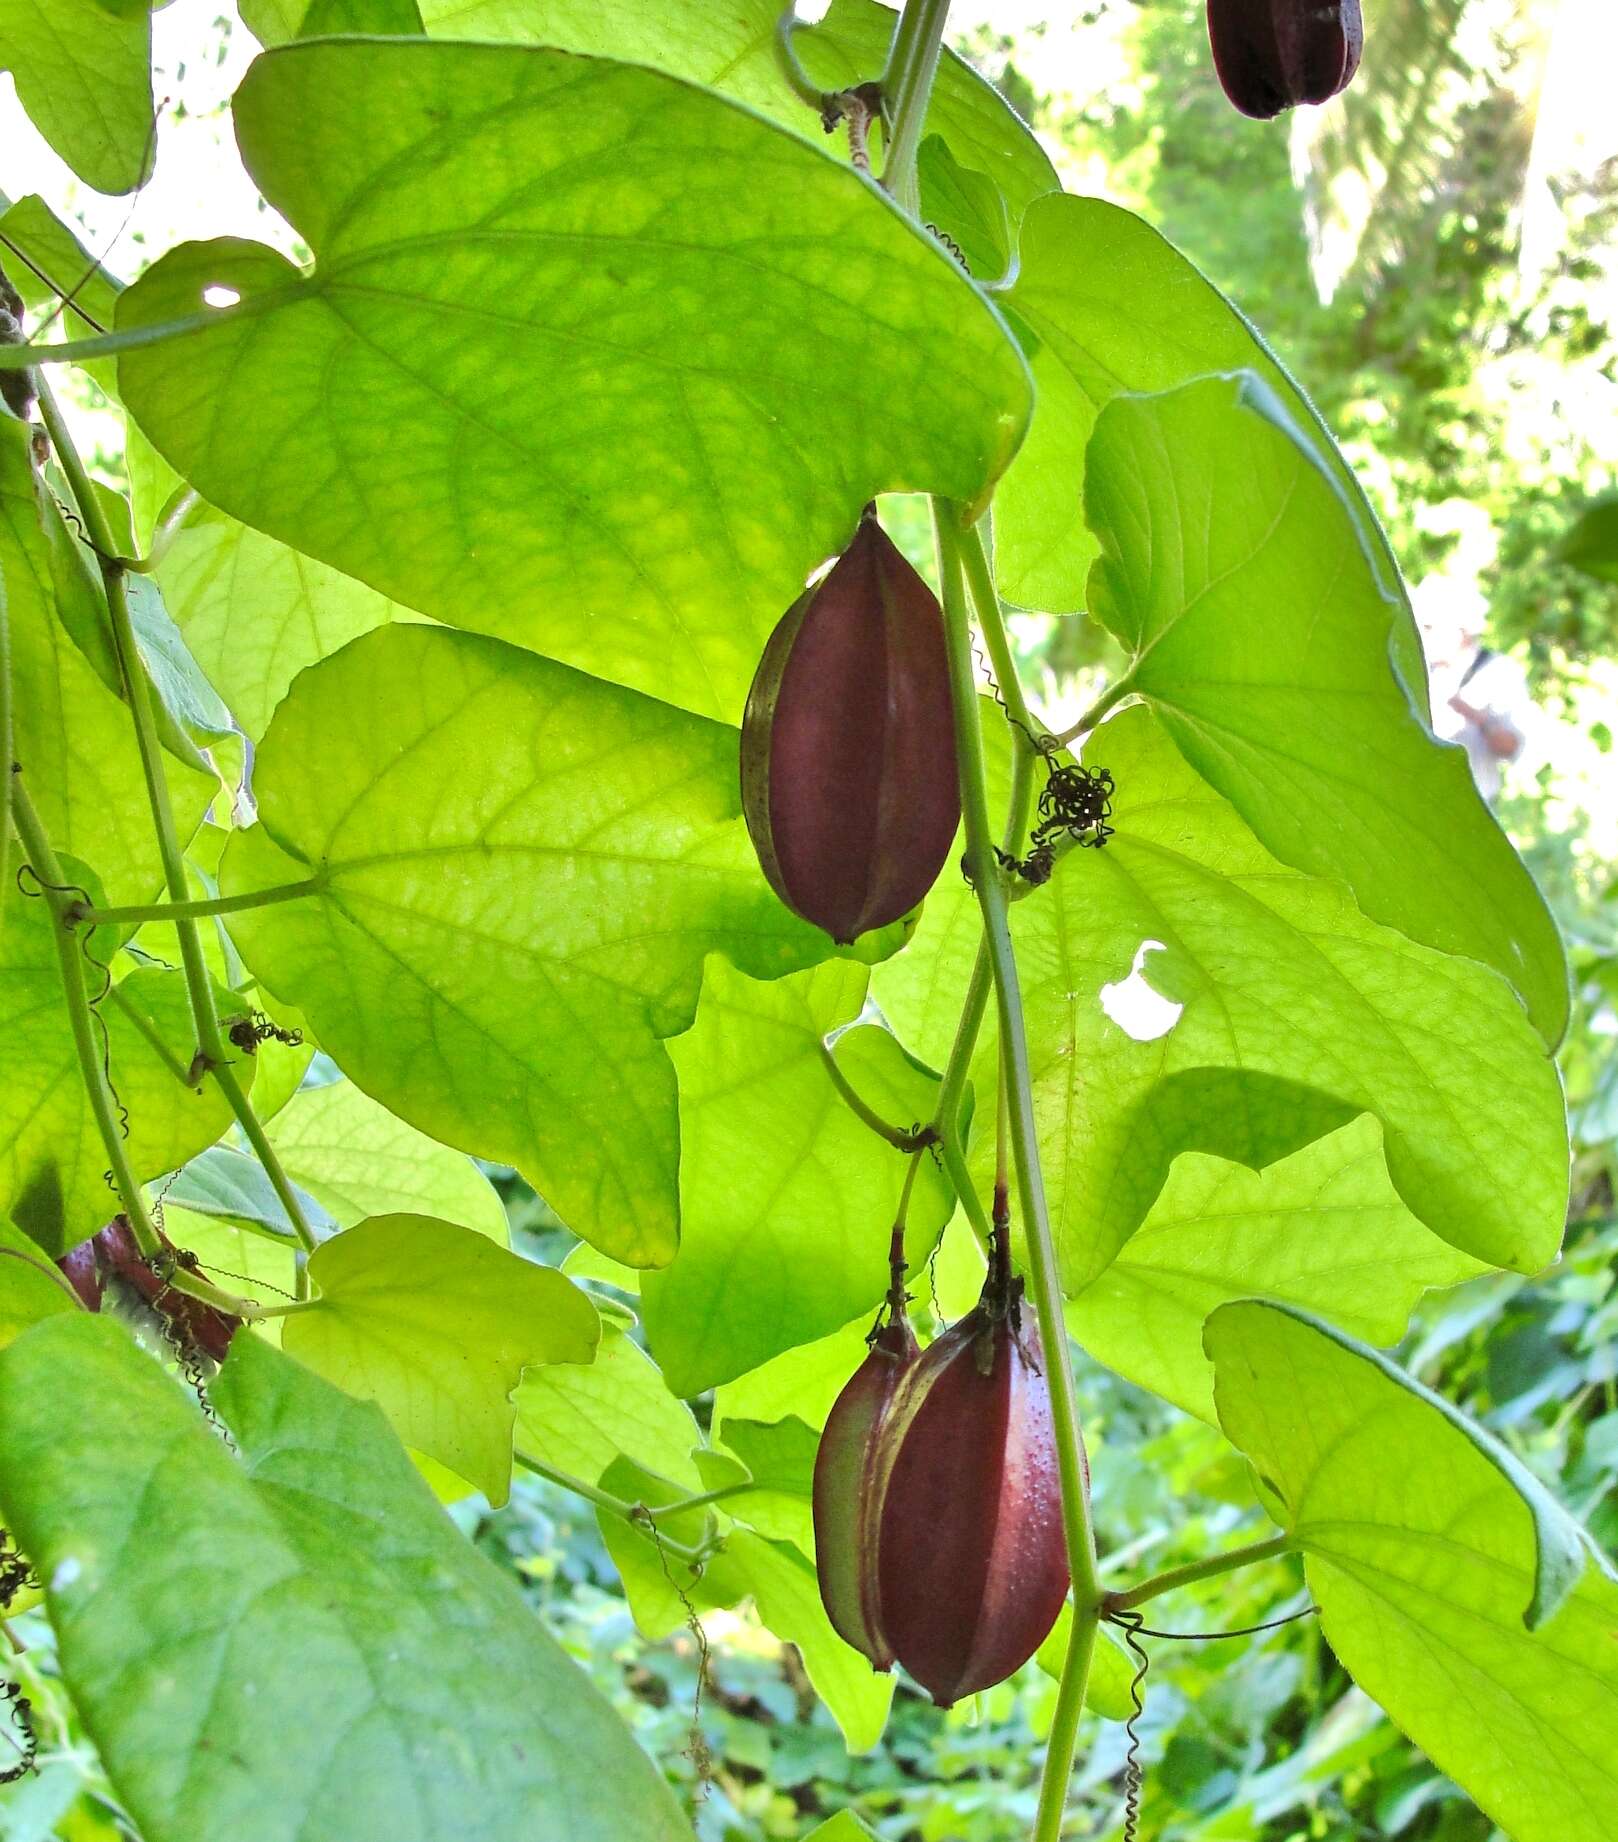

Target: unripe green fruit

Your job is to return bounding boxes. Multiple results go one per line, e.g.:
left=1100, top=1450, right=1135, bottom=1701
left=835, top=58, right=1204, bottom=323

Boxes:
left=740, top=509, right=960, bottom=944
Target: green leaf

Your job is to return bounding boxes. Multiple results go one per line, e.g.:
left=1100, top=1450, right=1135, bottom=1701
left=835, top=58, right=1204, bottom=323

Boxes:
left=0, top=194, right=121, bottom=386
left=283, top=1213, right=597, bottom=1502
left=221, top=624, right=827, bottom=1265
left=155, top=503, right=417, bottom=740
left=641, top=961, right=952, bottom=1396
left=0, top=1317, right=693, bottom=1841
left=805, top=1818, right=877, bottom=1842
left=0, top=0, right=154, bottom=194
left=0, top=1217, right=78, bottom=1346
left=715, top=1416, right=819, bottom=1553
left=994, top=195, right=1425, bottom=709
left=0, top=903, right=238, bottom=1253
left=1206, top=1301, right=1618, bottom=1842
left=876, top=705, right=1567, bottom=1290
left=265, top=1078, right=509, bottom=1242
left=161, top=1143, right=335, bottom=1243
left=1556, top=491, right=1618, bottom=584
left=730, top=1528, right=894, bottom=1752
left=117, top=38, right=1030, bottom=720
left=917, top=134, right=1010, bottom=282
left=246, top=0, right=1058, bottom=237
left=1068, top=1116, right=1485, bottom=1421
left=595, top=1456, right=751, bottom=1638
left=1088, top=373, right=1567, bottom=1044
left=2, top=421, right=212, bottom=901
left=299, top=0, right=423, bottom=31
left=515, top=1320, right=703, bottom=1491
left=712, top=1315, right=873, bottom=1436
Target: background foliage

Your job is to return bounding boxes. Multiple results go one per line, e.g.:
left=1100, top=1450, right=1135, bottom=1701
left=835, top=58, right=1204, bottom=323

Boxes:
left=2, top=1, right=1616, bottom=1838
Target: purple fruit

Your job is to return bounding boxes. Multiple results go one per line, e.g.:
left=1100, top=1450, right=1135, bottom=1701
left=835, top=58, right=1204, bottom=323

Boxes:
left=741, top=509, right=959, bottom=944
left=1207, top=0, right=1364, bottom=119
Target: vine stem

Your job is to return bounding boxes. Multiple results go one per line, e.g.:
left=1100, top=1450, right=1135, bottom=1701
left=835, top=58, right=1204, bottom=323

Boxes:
left=513, top=1451, right=710, bottom=1568
left=5, top=778, right=260, bottom=1319
left=34, top=379, right=318, bottom=1294
left=1104, top=1534, right=1295, bottom=1615
left=934, top=503, right=1101, bottom=1841
left=880, top=0, right=951, bottom=210
left=72, top=881, right=322, bottom=926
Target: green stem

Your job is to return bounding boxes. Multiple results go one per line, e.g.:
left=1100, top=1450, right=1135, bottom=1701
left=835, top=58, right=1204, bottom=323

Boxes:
left=37, top=379, right=318, bottom=1297
left=7, top=776, right=165, bottom=1260
left=773, top=4, right=834, bottom=115
left=935, top=502, right=1100, bottom=1841
left=215, top=1061, right=318, bottom=1260
left=1034, top=1607, right=1097, bottom=1842
left=73, top=879, right=322, bottom=927
left=1104, top=1534, right=1295, bottom=1615
left=655, top=1482, right=752, bottom=1517
left=880, top=0, right=951, bottom=210
left=818, top=1038, right=935, bottom=1152
left=0, top=307, right=246, bottom=372
left=513, top=1451, right=710, bottom=1567
left=1051, top=671, right=1135, bottom=749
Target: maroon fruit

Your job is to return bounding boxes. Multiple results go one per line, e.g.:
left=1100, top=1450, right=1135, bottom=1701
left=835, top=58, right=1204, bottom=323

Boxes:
left=94, top=1217, right=240, bottom=1364
left=57, top=1239, right=103, bottom=1313
left=741, top=508, right=959, bottom=944
left=876, top=1288, right=1072, bottom=1706
left=1207, top=0, right=1364, bottom=119
left=812, top=1314, right=919, bottom=1670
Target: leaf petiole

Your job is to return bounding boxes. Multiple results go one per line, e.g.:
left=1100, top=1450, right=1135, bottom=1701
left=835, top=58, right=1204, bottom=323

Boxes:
left=1103, top=1533, right=1297, bottom=1615
left=817, top=1038, right=937, bottom=1152
left=70, top=878, right=323, bottom=928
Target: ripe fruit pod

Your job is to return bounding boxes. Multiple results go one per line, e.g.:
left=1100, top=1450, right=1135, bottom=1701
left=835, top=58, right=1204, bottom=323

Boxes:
left=812, top=1315, right=919, bottom=1670
left=876, top=1299, right=1072, bottom=1706
left=741, top=510, right=959, bottom=944
left=1207, top=0, right=1364, bottom=119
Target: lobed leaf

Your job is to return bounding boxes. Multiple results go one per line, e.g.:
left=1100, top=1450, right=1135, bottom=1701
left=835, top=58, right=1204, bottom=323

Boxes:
left=1087, top=373, right=1567, bottom=1044
left=641, top=959, right=952, bottom=1396
left=993, top=195, right=1425, bottom=711
left=117, top=38, right=1030, bottom=720
left=1206, top=1301, right=1618, bottom=1842
left=1068, top=1116, right=1485, bottom=1420
left=220, top=623, right=829, bottom=1266
left=283, top=1212, right=598, bottom=1501
left=877, top=705, right=1567, bottom=1290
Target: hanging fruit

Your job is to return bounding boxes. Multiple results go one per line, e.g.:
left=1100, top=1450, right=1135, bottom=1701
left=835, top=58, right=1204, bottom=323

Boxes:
left=1206, top=0, right=1364, bottom=119
left=811, top=1214, right=1076, bottom=1706
left=811, top=1313, right=919, bottom=1670
left=875, top=1281, right=1073, bottom=1706
left=740, top=507, right=959, bottom=944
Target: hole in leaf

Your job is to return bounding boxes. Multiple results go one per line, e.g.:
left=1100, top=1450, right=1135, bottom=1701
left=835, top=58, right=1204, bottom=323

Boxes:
left=1100, top=941, right=1182, bottom=1043
left=202, top=284, right=240, bottom=308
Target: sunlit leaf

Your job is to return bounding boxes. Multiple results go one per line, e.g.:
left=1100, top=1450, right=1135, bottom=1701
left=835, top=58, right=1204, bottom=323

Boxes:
left=221, top=624, right=829, bottom=1266
left=876, top=706, right=1566, bottom=1290
left=0, top=1317, right=693, bottom=1841
left=2, top=421, right=212, bottom=901
left=118, top=38, right=1030, bottom=720
left=1068, top=1116, right=1485, bottom=1420
left=993, top=194, right=1425, bottom=710
left=642, top=960, right=952, bottom=1396
left=156, top=504, right=417, bottom=740
left=0, top=902, right=238, bottom=1254
left=283, top=1213, right=598, bottom=1501
left=0, top=0, right=154, bottom=194
left=265, top=1079, right=508, bottom=1243
left=1207, top=1301, right=1618, bottom=1842
left=0, top=1217, right=79, bottom=1347
left=1088, top=372, right=1566, bottom=1043
left=515, top=1321, right=703, bottom=1491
